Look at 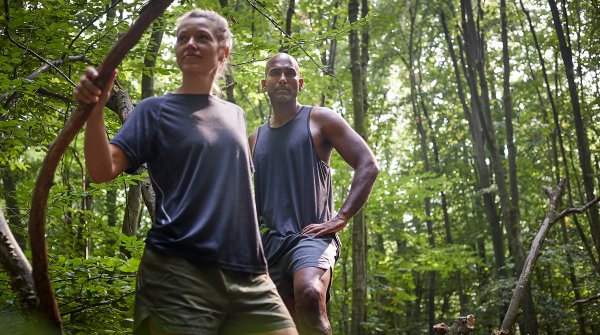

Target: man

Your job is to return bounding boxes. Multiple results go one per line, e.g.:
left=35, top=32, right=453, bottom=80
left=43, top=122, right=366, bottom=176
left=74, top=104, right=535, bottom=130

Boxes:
left=249, top=53, right=380, bottom=335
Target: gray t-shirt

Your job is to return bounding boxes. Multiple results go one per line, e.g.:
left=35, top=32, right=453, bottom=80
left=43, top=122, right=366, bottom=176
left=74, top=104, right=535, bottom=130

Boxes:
left=111, top=93, right=267, bottom=274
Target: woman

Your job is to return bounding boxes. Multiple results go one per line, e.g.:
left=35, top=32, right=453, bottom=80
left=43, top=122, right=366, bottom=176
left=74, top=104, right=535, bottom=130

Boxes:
left=75, top=9, right=296, bottom=335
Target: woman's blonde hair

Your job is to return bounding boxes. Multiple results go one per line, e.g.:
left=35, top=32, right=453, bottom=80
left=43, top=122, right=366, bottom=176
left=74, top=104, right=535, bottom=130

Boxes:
left=176, top=9, right=232, bottom=95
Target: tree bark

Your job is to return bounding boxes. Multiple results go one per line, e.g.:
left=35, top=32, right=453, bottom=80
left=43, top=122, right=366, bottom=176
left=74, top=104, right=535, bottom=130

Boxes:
left=120, top=184, right=143, bottom=258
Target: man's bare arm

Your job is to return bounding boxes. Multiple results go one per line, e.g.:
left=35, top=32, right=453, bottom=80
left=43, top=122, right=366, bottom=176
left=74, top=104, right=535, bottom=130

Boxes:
left=302, top=107, right=380, bottom=237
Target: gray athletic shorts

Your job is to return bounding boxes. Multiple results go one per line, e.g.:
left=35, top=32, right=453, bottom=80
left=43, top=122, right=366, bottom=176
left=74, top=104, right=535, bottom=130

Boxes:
left=134, top=247, right=295, bottom=335
left=268, top=236, right=340, bottom=301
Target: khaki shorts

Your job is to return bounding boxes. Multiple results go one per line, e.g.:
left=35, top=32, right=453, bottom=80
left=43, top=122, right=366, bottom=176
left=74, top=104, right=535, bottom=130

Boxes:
left=134, top=247, right=295, bottom=335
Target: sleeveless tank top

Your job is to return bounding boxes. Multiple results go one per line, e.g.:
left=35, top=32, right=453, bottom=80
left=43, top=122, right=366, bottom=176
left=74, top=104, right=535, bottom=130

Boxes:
left=252, top=106, right=335, bottom=262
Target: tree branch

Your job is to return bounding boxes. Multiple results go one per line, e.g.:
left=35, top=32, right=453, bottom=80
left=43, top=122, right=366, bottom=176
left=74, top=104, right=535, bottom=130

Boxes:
left=554, top=194, right=600, bottom=222
left=1, top=56, right=92, bottom=110
left=244, top=0, right=335, bottom=77
left=60, top=291, right=134, bottom=317
left=496, top=179, right=566, bottom=335
left=572, top=293, right=600, bottom=307
left=67, top=0, right=124, bottom=50
left=4, top=32, right=76, bottom=86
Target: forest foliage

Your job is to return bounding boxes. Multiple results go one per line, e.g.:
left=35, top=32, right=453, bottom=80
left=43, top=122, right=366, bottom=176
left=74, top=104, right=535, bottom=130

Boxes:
left=0, top=0, right=599, bottom=334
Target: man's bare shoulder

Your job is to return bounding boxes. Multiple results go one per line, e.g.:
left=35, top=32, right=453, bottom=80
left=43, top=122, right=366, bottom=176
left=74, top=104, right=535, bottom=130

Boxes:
left=248, top=128, right=259, bottom=148
left=309, top=106, right=344, bottom=124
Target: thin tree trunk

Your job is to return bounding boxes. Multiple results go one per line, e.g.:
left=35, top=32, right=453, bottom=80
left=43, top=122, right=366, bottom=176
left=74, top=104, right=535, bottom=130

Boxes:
left=500, top=1, right=539, bottom=333
left=454, top=2, right=508, bottom=282
left=349, top=0, right=368, bottom=333
left=560, top=218, right=588, bottom=335
left=548, top=0, right=600, bottom=258
left=520, top=0, right=600, bottom=274
left=0, top=207, right=36, bottom=313
left=218, top=1, right=236, bottom=103
left=141, top=16, right=164, bottom=100
left=340, top=242, right=349, bottom=335
left=279, top=0, right=295, bottom=52
left=321, top=0, right=339, bottom=107
left=404, top=2, right=436, bottom=329
left=120, top=184, right=143, bottom=258
left=79, top=178, right=91, bottom=259
left=411, top=271, right=423, bottom=333
left=360, top=0, right=369, bottom=116
left=106, top=189, right=117, bottom=227
left=1, top=168, right=26, bottom=248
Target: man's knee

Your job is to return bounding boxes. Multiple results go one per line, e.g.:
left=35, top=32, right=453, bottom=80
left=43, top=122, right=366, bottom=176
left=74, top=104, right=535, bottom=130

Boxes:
left=293, top=281, right=331, bottom=335
left=295, top=282, right=325, bottom=309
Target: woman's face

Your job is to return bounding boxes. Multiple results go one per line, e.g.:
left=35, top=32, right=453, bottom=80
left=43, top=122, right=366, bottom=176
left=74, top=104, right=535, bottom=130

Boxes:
left=175, top=17, right=227, bottom=76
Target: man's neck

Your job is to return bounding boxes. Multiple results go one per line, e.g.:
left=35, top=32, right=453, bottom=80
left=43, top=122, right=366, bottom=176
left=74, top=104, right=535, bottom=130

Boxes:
left=270, top=102, right=301, bottom=128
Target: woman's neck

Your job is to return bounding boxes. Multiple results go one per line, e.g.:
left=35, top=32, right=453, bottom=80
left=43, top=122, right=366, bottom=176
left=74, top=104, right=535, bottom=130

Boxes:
left=175, top=73, right=216, bottom=94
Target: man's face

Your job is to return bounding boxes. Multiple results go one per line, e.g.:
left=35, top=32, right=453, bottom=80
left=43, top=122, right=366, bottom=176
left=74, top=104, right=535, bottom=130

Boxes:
left=262, top=55, right=304, bottom=104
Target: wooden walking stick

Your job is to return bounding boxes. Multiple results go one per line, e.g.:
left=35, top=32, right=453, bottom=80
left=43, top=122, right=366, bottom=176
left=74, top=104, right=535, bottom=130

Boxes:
left=27, top=1, right=173, bottom=333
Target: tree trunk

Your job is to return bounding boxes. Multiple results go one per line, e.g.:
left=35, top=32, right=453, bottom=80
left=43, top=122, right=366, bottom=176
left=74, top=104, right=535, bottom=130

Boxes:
left=360, top=0, right=369, bottom=116
left=348, top=0, right=368, bottom=333
left=219, top=1, right=236, bottom=103
left=1, top=167, right=26, bottom=248
left=560, top=218, right=588, bottom=335
left=141, top=16, right=164, bottom=100
left=548, top=0, right=600, bottom=260
left=404, top=1, right=436, bottom=329
left=106, top=86, right=157, bottom=226
left=0, top=207, right=36, bottom=313
left=320, top=0, right=339, bottom=107
left=279, top=0, right=296, bottom=52
left=120, top=184, right=143, bottom=258
left=520, top=0, right=600, bottom=274
left=340, top=246, right=350, bottom=335
left=448, top=3, right=507, bottom=282
left=501, top=1, right=539, bottom=333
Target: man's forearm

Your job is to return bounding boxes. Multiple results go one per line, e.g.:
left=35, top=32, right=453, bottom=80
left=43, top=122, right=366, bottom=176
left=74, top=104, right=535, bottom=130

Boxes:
left=335, top=160, right=380, bottom=222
